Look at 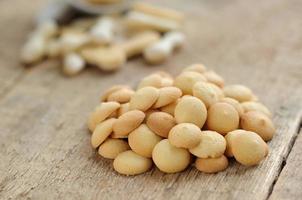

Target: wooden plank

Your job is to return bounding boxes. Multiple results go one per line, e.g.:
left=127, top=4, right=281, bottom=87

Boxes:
left=269, top=129, right=302, bottom=200
left=0, top=0, right=46, bottom=97
left=0, top=0, right=302, bottom=199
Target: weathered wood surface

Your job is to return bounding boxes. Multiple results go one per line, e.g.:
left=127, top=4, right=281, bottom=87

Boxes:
left=269, top=129, right=302, bottom=200
left=0, top=0, right=43, bottom=98
left=0, top=0, right=301, bottom=199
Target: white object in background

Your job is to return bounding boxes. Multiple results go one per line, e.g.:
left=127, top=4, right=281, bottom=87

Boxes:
left=21, top=20, right=59, bottom=64
left=59, top=31, right=91, bottom=53
left=143, top=31, right=185, bottom=64
left=90, top=17, right=115, bottom=44
left=69, top=0, right=134, bottom=15
left=63, top=53, right=86, bottom=76
left=36, top=0, right=70, bottom=24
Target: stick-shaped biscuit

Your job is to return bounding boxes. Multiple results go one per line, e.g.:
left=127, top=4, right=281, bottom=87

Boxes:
left=125, top=11, right=181, bottom=33
left=133, top=2, right=184, bottom=22
left=81, top=46, right=126, bottom=71
left=21, top=20, right=58, bottom=64
left=118, top=31, right=160, bottom=58
left=87, top=0, right=121, bottom=4
left=59, top=29, right=91, bottom=54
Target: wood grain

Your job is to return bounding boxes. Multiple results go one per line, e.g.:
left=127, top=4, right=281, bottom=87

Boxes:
left=0, top=0, right=301, bottom=199
left=269, top=129, right=302, bottom=200
left=0, top=0, right=45, bottom=98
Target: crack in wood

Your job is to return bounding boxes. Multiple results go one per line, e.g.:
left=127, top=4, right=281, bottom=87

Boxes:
left=0, top=71, right=26, bottom=101
left=266, top=113, right=302, bottom=200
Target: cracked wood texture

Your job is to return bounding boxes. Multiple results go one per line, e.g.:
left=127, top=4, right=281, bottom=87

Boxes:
left=269, top=129, right=302, bottom=200
left=0, top=0, right=302, bottom=199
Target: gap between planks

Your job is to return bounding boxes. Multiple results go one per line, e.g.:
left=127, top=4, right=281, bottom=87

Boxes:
left=266, top=113, right=302, bottom=200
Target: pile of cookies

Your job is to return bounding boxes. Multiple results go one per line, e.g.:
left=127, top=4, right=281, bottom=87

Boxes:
left=20, top=2, right=185, bottom=76
left=87, top=64, right=275, bottom=175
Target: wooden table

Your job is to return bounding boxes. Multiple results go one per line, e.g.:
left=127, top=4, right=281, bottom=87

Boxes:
left=0, top=0, right=301, bottom=199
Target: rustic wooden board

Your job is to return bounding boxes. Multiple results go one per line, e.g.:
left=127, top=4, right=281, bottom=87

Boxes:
left=0, top=0, right=45, bottom=98
left=0, top=0, right=302, bottom=199
left=269, top=129, right=302, bottom=200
